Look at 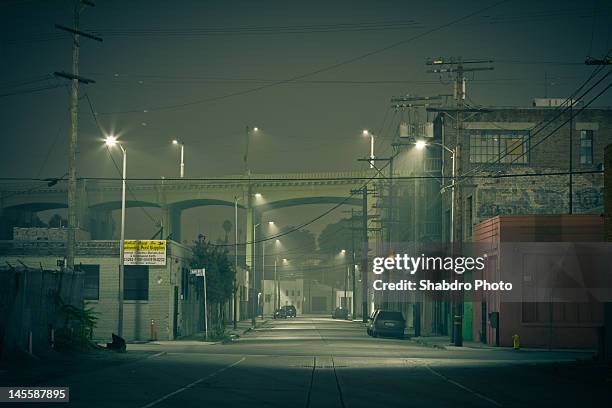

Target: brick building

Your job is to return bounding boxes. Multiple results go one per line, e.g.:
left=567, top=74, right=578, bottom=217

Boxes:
left=375, top=102, right=612, bottom=340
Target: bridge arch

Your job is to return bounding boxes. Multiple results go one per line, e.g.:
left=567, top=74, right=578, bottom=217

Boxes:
left=4, top=202, right=67, bottom=213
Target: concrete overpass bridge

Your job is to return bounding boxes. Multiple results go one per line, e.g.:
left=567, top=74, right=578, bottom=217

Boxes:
left=0, top=170, right=387, bottom=267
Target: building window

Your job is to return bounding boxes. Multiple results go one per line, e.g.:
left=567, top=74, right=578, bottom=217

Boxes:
left=291, top=290, right=295, bottom=296
left=285, top=289, right=289, bottom=296
left=297, top=290, right=300, bottom=297
left=79, top=264, right=99, bottom=300
left=124, top=265, right=149, bottom=300
left=265, top=294, right=271, bottom=303
left=466, top=195, right=473, bottom=239
left=470, top=130, right=529, bottom=164
left=580, top=130, right=593, bottom=165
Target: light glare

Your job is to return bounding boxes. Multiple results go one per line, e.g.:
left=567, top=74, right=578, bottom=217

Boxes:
left=105, top=136, right=117, bottom=147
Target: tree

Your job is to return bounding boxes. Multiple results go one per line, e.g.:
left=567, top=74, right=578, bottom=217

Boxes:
left=318, top=218, right=354, bottom=256
left=189, top=236, right=234, bottom=334
left=279, top=226, right=316, bottom=255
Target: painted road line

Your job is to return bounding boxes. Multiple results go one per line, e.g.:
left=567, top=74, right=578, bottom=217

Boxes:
left=425, top=365, right=502, bottom=407
left=139, top=357, right=246, bottom=408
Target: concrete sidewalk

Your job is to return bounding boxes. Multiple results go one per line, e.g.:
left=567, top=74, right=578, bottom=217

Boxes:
left=410, top=336, right=596, bottom=353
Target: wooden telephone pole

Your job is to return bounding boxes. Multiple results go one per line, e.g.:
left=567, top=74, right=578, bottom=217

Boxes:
left=425, top=57, right=493, bottom=346
left=54, top=1, right=101, bottom=281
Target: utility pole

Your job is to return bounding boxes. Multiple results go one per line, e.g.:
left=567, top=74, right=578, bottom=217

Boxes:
left=54, top=1, right=101, bottom=287
left=426, top=57, right=493, bottom=346
left=361, top=186, right=369, bottom=322
left=569, top=102, right=574, bottom=214
left=351, top=209, right=356, bottom=319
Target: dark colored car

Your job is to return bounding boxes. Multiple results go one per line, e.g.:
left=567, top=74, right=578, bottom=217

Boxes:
left=273, top=308, right=287, bottom=319
left=332, top=307, right=349, bottom=319
left=367, top=310, right=405, bottom=339
left=281, top=305, right=297, bottom=318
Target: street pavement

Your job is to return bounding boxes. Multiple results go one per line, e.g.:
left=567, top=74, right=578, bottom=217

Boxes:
left=24, top=315, right=612, bottom=407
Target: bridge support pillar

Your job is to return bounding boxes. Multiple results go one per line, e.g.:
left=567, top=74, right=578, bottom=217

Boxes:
left=162, top=206, right=182, bottom=243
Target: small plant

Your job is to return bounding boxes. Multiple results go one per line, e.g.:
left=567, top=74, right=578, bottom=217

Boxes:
left=53, top=294, right=99, bottom=350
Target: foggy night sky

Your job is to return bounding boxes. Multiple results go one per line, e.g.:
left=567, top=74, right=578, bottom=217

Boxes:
left=1, top=0, right=611, bottom=244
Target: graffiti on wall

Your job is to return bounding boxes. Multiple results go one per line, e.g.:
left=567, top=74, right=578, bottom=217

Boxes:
left=476, top=186, right=603, bottom=219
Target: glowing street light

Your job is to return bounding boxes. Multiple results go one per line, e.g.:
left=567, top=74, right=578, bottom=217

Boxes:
left=362, top=129, right=375, bottom=168
left=255, top=193, right=262, bottom=198
left=413, top=140, right=456, bottom=245
left=105, top=135, right=118, bottom=146
left=103, top=135, right=126, bottom=338
left=171, top=139, right=185, bottom=178
left=244, top=126, right=260, bottom=174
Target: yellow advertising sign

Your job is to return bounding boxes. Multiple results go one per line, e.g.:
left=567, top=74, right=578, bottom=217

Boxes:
left=123, top=240, right=167, bottom=265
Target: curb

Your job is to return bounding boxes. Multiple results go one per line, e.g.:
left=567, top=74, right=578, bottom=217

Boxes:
left=410, top=338, right=448, bottom=350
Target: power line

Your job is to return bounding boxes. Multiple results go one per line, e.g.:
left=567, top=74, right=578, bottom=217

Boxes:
left=83, top=93, right=160, bottom=230
left=452, top=48, right=612, bottom=182
left=95, top=0, right=510, bottom=115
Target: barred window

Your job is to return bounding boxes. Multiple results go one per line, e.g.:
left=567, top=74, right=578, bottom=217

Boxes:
left=580, top=130, right=593, bottom=165
left=470, top=130, right=529, bottom=164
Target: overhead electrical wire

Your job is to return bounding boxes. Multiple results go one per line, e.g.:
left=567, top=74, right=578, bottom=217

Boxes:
left=93, top=0, right=511, bottom=115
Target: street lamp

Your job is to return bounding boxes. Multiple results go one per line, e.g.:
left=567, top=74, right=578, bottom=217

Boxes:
left=414, top=139, right=460, bottom=345
left=172, top=139, right=185, bottom=178
left=261, top=221, right=275, bottom=319
left=273, top=239, right=282, bottom=311
left=362, top=129, right=375, bottom=168
left=233, top=195, right=241, bottom=330
left=415, top=140, right=427, bottom=150
left=104, top=135, right=126, bottom=338
left=414, top=140, right=456, bottom=244
left=252, top=222, right=260, bottom=328
left=244, top=126, right=260, bottom=175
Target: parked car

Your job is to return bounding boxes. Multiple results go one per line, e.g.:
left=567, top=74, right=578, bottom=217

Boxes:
left=367, top=310, right=405, bottom=338
left=332, top=307, right=349, bottom=319
left=281, top=305, right=297, bottom=318
left=273, top=308, right=287, bottom=319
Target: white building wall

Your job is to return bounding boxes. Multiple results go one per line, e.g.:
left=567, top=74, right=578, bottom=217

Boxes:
left=0, top=241, right=198, bottom=342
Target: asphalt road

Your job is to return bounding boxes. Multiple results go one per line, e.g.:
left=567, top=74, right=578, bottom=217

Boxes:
left=31, top=316, right=612, bottom=407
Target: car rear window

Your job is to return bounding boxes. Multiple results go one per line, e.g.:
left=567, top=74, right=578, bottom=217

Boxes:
left=377, top=311, right=404, bottom=321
